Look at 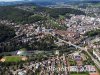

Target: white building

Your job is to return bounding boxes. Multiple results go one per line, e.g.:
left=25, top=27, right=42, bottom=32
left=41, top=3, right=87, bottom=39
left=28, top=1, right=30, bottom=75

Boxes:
left=17, top=49, right=27, bottom=56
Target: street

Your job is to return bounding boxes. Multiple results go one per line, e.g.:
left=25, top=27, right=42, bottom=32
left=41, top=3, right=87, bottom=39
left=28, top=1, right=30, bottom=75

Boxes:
left=58, top=38, right=100, bottom=69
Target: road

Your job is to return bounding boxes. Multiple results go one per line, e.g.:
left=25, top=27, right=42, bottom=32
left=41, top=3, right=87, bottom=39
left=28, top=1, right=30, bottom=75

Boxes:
left=58, top=38, right=100, bottom=69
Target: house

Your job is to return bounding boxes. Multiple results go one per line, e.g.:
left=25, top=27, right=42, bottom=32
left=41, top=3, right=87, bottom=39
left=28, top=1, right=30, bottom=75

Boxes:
left=54, top=30, right=80, bottom=41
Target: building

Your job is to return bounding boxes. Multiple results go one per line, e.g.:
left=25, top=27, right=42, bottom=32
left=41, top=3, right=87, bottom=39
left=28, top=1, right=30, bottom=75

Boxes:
left=17, top=48, right=28, bottom=56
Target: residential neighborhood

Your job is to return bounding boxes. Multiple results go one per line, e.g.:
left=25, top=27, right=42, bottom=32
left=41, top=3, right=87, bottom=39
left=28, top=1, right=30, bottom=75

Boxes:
left=0, top=0, right=100, bottom=75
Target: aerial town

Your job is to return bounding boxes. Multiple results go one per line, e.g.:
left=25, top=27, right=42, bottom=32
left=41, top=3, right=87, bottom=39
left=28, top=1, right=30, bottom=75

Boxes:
left=0, top=0, right=100, bottom=75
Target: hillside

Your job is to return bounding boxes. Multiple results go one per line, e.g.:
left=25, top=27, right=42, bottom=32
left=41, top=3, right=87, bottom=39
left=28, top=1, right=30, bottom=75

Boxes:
left=0, top=4, right=86, bottom=53
left=0, top=6, right=47, bottom=24
left=0, top=5, right=85, bottom=24
left=0, top=24, right=15, bottom=42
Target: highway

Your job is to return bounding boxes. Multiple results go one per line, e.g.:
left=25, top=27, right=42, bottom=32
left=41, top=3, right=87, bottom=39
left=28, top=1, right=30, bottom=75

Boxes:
left=58, top=38, right=100, bottom=69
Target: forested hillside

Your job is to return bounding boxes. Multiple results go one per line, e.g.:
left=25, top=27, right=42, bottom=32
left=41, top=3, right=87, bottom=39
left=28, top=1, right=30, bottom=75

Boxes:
left=34, top=7, right=86, bottom=18
left=0, top=24, right=15, bottom=42
left=0, top=5, right=86, bottom=24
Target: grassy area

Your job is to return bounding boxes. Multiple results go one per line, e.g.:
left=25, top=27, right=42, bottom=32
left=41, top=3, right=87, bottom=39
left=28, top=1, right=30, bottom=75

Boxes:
left=70, top=73, right=89, bottom=75
left=2, top=56, right=24, bottom=62
left=69, top=59, right=76, bottom=66
left=90, top=3, right=100, bottom=7
left=32, top=6, right=36, bottom=9
left=70, top=72, right=89, bottom=75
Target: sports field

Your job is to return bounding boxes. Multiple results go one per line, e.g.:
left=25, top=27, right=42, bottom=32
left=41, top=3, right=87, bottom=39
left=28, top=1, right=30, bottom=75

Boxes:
left=0, top=56, right=27, bottom=62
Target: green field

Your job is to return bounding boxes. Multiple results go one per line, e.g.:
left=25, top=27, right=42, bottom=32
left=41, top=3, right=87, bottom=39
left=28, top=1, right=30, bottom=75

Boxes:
left=71, top=74, right=88, bottom=75
left=90, top=3, right=100, bottom=7
left=70, top=72, right=89, bottom=75
left=71, top=73, right=89, bottom=75
left=69, top=59, right=76, bottom=66
left=2, top=56, right=23, bottom=62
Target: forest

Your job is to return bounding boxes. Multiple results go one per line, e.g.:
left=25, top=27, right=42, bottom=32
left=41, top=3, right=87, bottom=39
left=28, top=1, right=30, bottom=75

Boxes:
left=0, top=6, right=86, bottom=24
left=0, top=24, right=15, bottom=42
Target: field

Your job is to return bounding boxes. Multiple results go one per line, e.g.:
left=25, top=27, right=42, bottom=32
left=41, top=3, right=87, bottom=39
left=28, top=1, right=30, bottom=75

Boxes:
left=71, top=73, right=89, bottom=75
left=90, top=3, right=100, bottom=7
left=71, top=74, right=88, bottom=75
left=0, top=56, right=27, bottom=62
left=68, top=58, right=76, bottom=66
